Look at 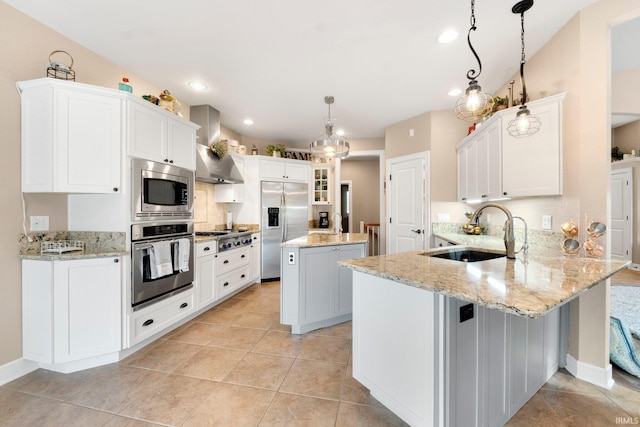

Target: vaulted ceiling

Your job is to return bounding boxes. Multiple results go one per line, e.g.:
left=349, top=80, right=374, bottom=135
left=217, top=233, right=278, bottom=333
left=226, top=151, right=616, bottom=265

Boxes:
left=6, top=0, right=600, bottom=142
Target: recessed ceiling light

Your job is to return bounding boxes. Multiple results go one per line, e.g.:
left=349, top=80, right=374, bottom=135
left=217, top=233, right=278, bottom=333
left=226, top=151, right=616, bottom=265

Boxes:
left=243, top=118, right=254, bottom=125
left=437, top=30, right=459, bottom=44
left=335, top=129, right=345, bottom=136
left=448, top=88, right=463, bottom=97
left=188, top=81, right=207, bottom=91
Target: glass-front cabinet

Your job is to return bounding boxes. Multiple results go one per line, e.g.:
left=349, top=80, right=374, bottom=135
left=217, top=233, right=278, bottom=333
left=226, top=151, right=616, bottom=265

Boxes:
left=313, top=166, right=332, bottom=204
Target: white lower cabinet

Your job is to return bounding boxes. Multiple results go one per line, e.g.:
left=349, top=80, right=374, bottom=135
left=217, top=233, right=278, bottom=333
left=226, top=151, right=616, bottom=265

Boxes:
left=22, top=257, right=122, bottom=372
left=281, top=243, right=367, bottom=334
left=249, top=233, right=261, bottom=283
left=129, top=289, right=195, bottom=346
left=196, top=241, right=217, bottom=308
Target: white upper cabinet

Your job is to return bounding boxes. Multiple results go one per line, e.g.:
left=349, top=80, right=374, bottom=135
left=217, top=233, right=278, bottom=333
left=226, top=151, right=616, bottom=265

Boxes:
left=501, top=94, right=564, bottom=198
left=457, top=93, right=564, bottom=202
left=127, top=97, right=198, bottom=170
left=260, top=157, right=310, bottom=182
left=19, top=79, right=124, bottom=193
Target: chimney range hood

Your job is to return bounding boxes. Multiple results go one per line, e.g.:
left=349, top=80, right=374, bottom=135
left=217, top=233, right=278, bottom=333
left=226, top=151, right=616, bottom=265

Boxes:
left=190, top=104, right=244, bottom=184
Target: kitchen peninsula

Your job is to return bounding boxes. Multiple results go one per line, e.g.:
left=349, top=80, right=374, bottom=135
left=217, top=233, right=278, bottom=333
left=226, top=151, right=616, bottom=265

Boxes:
left=280, top=233, right=368, bottom=334
left=340, top=246, right=629, bottom=427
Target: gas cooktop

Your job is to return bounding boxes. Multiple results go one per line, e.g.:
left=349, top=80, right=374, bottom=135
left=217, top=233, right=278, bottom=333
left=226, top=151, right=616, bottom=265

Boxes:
left=196, top=231, right=253, bottom=252
left=195, top=231, right=232, bottom=237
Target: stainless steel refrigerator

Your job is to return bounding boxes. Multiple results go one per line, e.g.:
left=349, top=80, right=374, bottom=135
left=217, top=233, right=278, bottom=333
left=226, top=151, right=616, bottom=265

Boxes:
left=261, top=181, right=308, bottom=280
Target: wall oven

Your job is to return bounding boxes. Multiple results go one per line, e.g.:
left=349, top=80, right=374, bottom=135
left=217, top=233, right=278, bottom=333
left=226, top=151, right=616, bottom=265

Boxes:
left=133, top=159, right=193, bottom=221
left=131, top=222, right=194, bottom=311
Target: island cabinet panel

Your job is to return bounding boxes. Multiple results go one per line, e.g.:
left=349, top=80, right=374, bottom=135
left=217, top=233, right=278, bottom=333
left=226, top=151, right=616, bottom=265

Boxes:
left=281, top=242, right=367, bottom=334
left=351, top=271, right=561, bottom=427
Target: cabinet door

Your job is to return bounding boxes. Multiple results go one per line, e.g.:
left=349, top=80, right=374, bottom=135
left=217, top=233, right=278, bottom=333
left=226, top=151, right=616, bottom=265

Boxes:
left=56, top=89, right=122, bottom=193
left=53, top=258, right=121, bottom=363
left=485, top=122, right=502, bottom=199
left=313, top=167, right=332, bottom=204
left=197, top=250, right=216, bottom=308
left=300, top=246, right=335, bottom=323
left=249, top=234, right=261, bottom=282
left=285, top=163, right=310, bottom=182
left=336, top=244, right=364, bottom=315
left=457, top=144, right=469, bottom=202
left=128, top=100, right=168, bottom=163
left=260, top=159, right=287, bottom=180
left=215, top=184, right=244, bottom=203
left=167, top=116, right=196, bottom=170
left=502, top=99, right=562, bottom=197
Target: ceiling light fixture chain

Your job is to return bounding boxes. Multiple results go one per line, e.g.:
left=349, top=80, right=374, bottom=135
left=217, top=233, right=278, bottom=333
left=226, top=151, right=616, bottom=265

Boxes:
left=309, top=95, right=349, bottom=159
left=507, top=0, right=541, bottom=138
left=454, top=0, right=493, bottom=123
left=466, top=0, right=482, bottom=81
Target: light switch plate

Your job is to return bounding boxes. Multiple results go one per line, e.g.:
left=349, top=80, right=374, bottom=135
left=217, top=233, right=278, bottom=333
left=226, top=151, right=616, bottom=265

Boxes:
left=542, top=215, right=552, bottom=230
left=30, top=215, right=49, bottom=231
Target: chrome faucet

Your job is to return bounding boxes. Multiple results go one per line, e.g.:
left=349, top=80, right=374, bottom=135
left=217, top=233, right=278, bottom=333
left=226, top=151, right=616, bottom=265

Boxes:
left=333, top=212, right=343, bottom=234
left=513, top=216, right=529, bottom=256
left=470, top=202, right=516, bottom=259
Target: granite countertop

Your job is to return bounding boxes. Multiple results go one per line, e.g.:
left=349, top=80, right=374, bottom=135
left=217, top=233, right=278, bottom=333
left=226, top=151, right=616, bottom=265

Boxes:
left=19, top=231, right=127, bottom=261
left=340, top=240, right=629, bottom=318
left=282, top=233, right=369, bottom=248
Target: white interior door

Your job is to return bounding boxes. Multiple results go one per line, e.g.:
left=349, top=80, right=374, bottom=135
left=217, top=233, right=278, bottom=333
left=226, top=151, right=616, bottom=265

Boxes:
left=386, top=152, right=429, bottom=254
left=610, top=168, right=632, bottom=261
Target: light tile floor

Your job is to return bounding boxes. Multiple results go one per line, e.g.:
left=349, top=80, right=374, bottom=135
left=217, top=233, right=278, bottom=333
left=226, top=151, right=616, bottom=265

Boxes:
left=1, top=279, right=639, bottom=426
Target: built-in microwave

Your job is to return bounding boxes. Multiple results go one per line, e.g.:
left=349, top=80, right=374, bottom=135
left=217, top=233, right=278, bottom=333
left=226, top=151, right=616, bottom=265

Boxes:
left=133, top=159, right=194, bottom=220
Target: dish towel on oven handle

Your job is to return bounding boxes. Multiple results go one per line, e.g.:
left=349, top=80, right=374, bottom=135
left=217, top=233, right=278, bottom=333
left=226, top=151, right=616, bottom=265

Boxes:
left=174, top=238, right=191, bottom=272
left=149, top=241, right=173, bottom=279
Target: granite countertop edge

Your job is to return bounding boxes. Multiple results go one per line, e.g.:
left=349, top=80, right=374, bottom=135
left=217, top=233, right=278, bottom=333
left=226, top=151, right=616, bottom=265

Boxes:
left=281, top=233, right=369, bottom=248
left=20, top=250, right=128, bottom=261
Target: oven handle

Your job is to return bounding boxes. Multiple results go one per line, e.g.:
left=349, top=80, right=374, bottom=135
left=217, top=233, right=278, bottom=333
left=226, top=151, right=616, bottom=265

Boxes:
left=134, top=237, right=193, bottom=251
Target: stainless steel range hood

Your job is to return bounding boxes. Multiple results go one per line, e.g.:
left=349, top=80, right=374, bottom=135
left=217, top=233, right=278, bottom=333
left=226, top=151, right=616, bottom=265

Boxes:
left=191, top=104, right=244, bottom=184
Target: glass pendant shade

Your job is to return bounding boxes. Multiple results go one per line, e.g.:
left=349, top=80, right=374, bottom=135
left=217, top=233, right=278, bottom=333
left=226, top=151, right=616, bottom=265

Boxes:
left=309, top=96, right=350, bottom=159
left=507, top=105, right=541, bottom=137
left=507, top=0, right=541, bottom=138
left=454, top=0, right=492, bottom=123
left=455, top=80, right=493, bottom=122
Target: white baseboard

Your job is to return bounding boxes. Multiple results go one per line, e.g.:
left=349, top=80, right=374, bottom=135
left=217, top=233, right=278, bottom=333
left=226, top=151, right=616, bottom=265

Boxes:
left=565, top=353, right=614, bottom=389
left=628, top=263, right=640, bottom=271
left=0, top=358, right=38, bottom=386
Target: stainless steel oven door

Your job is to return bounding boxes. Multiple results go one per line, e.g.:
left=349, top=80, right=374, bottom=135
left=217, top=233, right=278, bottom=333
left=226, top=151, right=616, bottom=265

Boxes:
left=132, top=234, right=194, bottom=310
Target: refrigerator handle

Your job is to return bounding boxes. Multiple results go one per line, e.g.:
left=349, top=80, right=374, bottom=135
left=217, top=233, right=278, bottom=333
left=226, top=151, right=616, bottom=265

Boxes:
left=281, top=192, right=287, bottom=243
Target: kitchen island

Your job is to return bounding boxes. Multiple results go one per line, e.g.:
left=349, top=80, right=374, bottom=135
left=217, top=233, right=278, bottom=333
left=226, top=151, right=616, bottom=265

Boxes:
left=280, top=233, right=368, bottom=334
left=340, top=246, right=629, bottom=427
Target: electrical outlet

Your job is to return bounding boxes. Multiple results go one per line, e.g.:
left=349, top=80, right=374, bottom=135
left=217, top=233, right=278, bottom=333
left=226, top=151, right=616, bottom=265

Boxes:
left=409, top=128, right=415, bottom=137
left=542, top=215, right=552, bottom=230
left=288, top=252, right=295, bottom=265
left=437, top=213, right=450, bottom=223
left=30, top=215, right=49, bottom=231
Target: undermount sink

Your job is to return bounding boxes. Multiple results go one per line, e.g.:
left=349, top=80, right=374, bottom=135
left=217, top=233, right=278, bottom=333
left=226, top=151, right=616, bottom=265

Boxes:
left=422, top=248, right=506, bottom=263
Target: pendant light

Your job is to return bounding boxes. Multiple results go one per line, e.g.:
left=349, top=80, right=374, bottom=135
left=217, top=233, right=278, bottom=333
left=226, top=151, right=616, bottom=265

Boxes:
left=454, top=0, right=493, bottom=122
left=507, top=0, right=541, bottom=138
left=309, top=96, right=349, bottom=159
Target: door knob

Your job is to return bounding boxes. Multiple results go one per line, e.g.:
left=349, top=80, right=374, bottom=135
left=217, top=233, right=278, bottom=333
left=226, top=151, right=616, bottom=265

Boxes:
left=411, top=229, right=422, bottom=234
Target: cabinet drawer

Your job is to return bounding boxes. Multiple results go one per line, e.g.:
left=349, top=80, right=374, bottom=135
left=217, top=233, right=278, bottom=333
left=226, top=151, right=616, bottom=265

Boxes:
left=216, top=266, right=250, bottom=299
left=216, top=247, right=249, bottom=275
left=196, top=241, right=217, bottom=257
left=131, top=289, right=195, bottom=344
